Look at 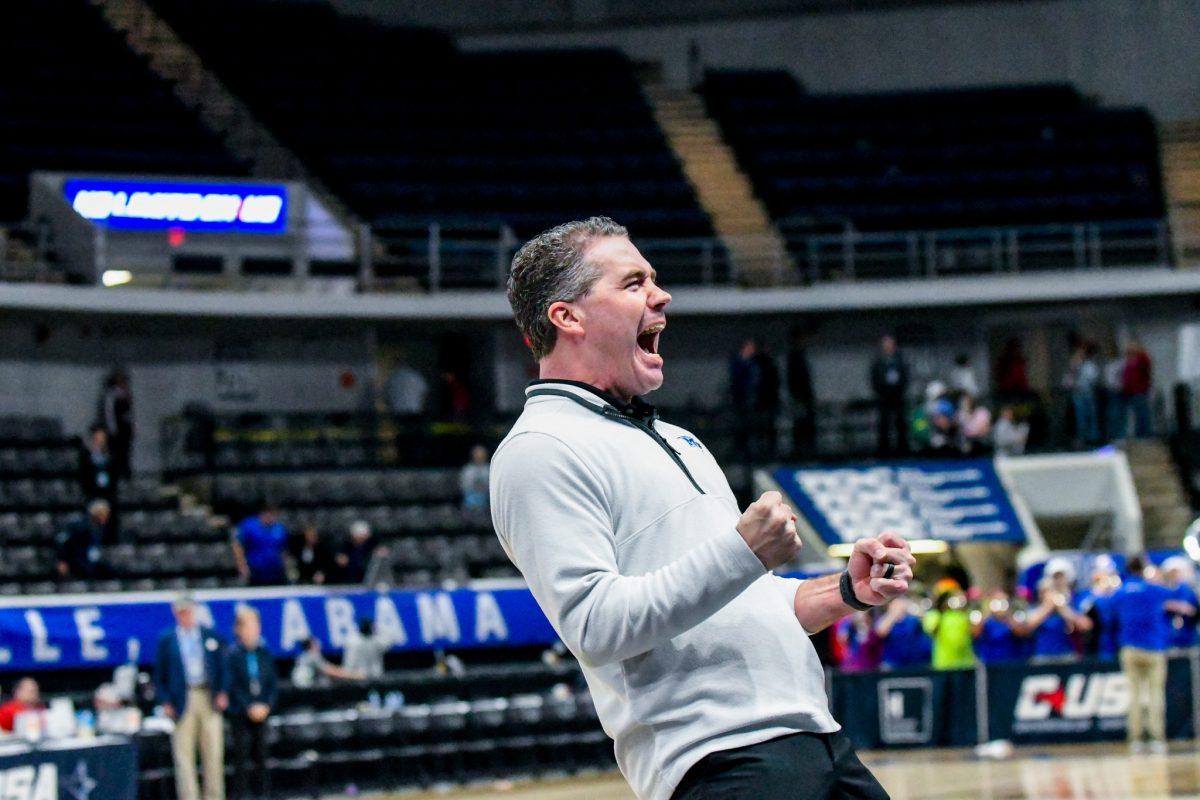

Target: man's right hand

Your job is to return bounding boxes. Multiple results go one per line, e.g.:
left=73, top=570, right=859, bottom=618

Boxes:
left=737, top=491, right=802, bottom=570
left=162, top=702, right=176, bottom=720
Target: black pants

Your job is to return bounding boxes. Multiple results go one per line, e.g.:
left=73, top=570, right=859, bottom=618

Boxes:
left=230, top=715, right=271, bottom=799
left=671, top=731, right=889, bottom=800
left=876, top=400, right=908, bottom=456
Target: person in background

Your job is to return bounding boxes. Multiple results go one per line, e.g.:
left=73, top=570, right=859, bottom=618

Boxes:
left=154, top=594, right=226, bottom=800
left=384, top=356, right=428, bottom=417
left=98, top=369, right=134, bottom=479
left=334, top=520, right=377, bottom=584
left=289, top=523, right=335, bottom=585
left=874, top=595, right=932, bottom=670
left=993, top=406, right=1029, bottom=456
left=290, top=638, right=360, bottom=688
left=972, top=590, right=1024, bottom=664
left=914, top=382, right=956, bottom=454
left=0, top=678, right=44, bottom=733
left=950, top=352, right=979, bottom=398
left=787, top=327, right=817, bottom=456
left=1063, top=342, right=1101, bottom=446
left=1023, top=561, right=1093, bottom=662
left=994, top=338, right=1029, bottom=401
left=55, top=499, right=114, bottom=580
left=1161, top=556, right=1199, bottom=649
left=232, top=503, right=289, bottom=587
left=1113, top=556, right=1174, bottom=754
left=729, top=337, right=780, bottom=462
left=225, top=606, right=277, bottom=800
left=1102, top=344, right=1127, bottom=441
left=957, top=394, right=992, bottom=455
left=870, top=335, right=909, bottom=456
left=1076, top=555, right=1122, bottom=660
left=832, top=611, right=882, bottom=674
left=923, top=581, right=975, bottom=670
left=342, top=618, right=389, bottom=681
left=460, top=445, right=491, bottom=527
left=1122, top=340, right=1153, bottom=438
left=79, top=425, right=119, bottom=535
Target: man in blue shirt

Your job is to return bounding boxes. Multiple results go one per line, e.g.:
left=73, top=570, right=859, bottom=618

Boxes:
left=972, top=591, right=1023, bottom=664
left=875, top=595, right=932, bottom=669
left=231, top=503, right=289, bottom=586
left=225, top=606, right=277, bottom=800
left=1113, top=556, right=1175, bottom=753
left=1076, top=556, right=1122, bottom=660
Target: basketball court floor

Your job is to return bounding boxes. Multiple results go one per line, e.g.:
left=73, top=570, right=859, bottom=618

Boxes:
left=356, top=741, right=1200, bottom=799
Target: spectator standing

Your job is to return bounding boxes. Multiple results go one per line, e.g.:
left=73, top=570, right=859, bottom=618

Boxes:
left=972, top=591, right=1023, bottom=664
left=870, top=335, right=909, bottom=456
left=154, top=594, right=226, bottom=800
left=384, top=357, right=427, bottom=417
left=949, top=353, right=980, bottom=398
left=79, top=425, right=119, bottom=533
left=1113, top=556, right=1174, bottom=753
left=289, top=524, right=335, bottom=585
left=994, top=339, right=1029, bottom=400
left=832, top=611, right=882, bottom=674
left=1102, top=345, right=1127, bottom=440
left=98, top=369, right=134, bottom=479
left=225, top=606, right=277, bottom=800
left=787, top=328, right=817, bottom=456
left=55, top=499, right=113, bottom=580
left=1161, top=556, right=1199, bottom=649
left=334, top=520, right=376, bottom=584
left=460, top=445, right=491, bottom=527
left=730, top=337, right=780, bottom=462
left=1122, top=340, right=1154, bottom=438
left=1077, top=556, right=1122, bottom=660
left=1064, top=344, right=1100, bottom=445
left=922, top=583, right=975, bottom=670
left=1024, top=561, right=1092, bottom=662
left=0, top=678, right=44, bottom=733
left=993, top=406, right=1029, bottom=456
left=232, top=504, right=289, bottom=587
left=874, top=597, right=931, bottom=669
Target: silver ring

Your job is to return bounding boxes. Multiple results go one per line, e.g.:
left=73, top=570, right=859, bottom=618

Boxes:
left=883, top=563, right=896, bottom=580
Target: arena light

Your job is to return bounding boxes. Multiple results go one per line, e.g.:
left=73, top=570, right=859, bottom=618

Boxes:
left=826, top=538, right=950, bottom=559
left=101, top=269, right=133, bottom=287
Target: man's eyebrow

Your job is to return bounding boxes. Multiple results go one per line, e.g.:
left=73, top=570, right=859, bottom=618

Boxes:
left=620, top=267, right=657, bottom=282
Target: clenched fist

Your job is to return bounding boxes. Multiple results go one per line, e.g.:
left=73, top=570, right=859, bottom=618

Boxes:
left=738, top=491, right=802, bottom=570
left=847, top=531, right=915, bottom=606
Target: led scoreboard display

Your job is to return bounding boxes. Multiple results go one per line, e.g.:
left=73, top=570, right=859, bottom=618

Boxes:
left=65, top=178, right=288, bottom=233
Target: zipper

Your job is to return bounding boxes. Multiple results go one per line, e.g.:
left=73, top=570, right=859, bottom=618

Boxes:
left=526, top=388, right=705, bottom=495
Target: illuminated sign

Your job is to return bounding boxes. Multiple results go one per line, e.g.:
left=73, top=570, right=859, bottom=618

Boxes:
left=64, top=179, right=287, bottom=234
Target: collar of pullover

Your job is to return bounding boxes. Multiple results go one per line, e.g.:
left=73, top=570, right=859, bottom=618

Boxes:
left=526, top=379, right=658, bottom=424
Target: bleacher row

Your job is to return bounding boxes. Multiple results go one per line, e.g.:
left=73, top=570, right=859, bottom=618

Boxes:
left=0, top=0, right=1169, bottom=286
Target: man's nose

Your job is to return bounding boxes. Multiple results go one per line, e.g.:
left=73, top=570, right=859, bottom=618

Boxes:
left=649, top=281, right=671, bottom=309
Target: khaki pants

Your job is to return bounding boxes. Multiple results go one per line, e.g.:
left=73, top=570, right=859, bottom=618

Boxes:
left=172, top=687, right=225, bottom=800
left=1120, top=646, right=1167, bottom=743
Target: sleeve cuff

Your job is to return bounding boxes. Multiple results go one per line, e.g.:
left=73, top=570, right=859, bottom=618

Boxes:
left=714, top=523, right=768, bottom=583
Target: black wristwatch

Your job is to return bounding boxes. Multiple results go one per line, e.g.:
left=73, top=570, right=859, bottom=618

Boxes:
left=840, top=570, right=873, bottom=611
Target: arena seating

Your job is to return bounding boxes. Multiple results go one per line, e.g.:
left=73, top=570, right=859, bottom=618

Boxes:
left=0, top=0, right=248, bottom=224
left=702, top=71, right=1165, bottom=265
left=148, top=0, right=714, bottom=284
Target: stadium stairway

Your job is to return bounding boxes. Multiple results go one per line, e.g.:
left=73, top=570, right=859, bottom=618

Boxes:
left=1126, top=438, right=1195, bottom=550
left=1162, top=119, right=1200, bottom=267
left=642, top=82, right=792, bottom=285
left=87, top=0, right=361, bottom=232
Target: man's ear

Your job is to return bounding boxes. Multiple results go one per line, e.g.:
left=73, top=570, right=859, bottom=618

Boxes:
left=547, top=300, right=584, bottom=340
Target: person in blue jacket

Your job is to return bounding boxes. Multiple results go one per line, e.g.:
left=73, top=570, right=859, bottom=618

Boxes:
left=1076, top=555, right=1122, bottom=660
left=1161, top=556, right=1199, bottom=649
left=225, top=605, right=278, bottom=800
left=1023, top=561, right=1093, bottom=662
left=154, top=593, right=227, bottom=800
left=972, top=590, right=1024, bottom=664
left=875, top=594, right=932, bottom=669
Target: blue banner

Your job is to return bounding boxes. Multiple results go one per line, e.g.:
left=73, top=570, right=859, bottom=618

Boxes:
left=64, top=178, right=287, bottom=234
left=774, top=459, right=1026, bottom=545
left=0, top=736, right=137, bottom=800
left=0, top=585, right=556, bottom=673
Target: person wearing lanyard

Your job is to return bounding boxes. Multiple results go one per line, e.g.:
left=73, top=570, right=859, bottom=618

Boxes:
left=155, top=594, right=227, bottom=800
left=225, top=606, right=277, bottom=800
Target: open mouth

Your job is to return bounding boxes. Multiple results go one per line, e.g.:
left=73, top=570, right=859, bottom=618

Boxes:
left=637, top=322, right=665, bottom=356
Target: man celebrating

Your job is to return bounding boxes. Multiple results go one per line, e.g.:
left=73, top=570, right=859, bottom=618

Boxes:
left=491, top=217, right=914, bottom=800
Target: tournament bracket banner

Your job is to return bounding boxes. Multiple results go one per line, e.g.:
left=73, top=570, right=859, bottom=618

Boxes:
left=985, top=656, right=1195, bottom=743
left=0, top=736, right=137, bottom=800
left=64, top=178, right=288, bottom=234
left=0, top=585, right=557, bottom=673
left=773, top=459, right=1026, bottom=544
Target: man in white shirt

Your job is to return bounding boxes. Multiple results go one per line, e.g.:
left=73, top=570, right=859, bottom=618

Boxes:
left=491, top=217, right=914, bottom=800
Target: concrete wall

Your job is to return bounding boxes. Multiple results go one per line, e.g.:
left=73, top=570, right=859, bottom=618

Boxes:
left=456, top=0, right=1200, bottom=122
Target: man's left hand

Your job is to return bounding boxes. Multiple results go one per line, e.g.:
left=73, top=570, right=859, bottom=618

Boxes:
left=848, top=531, right=915, bottom=606
left=215, top=692, right=229, bottom=712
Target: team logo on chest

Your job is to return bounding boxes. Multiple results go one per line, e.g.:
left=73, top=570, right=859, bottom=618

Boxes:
left=676, top=435, right=703, bottom=449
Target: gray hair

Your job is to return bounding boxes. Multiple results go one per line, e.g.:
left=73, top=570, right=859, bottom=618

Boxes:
left=507, top=216, right=628, bottom=360
left=88, top=498, right=110, bottom=516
